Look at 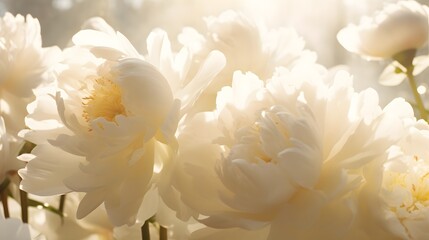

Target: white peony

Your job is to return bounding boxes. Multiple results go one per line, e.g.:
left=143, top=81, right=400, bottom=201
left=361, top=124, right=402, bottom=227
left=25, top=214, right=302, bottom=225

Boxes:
left=168, top=61, right=410, bottom=239
left=359, top=118, right=429, bottom=240
left=337, top=1, right=429, bottom=60
left=0, top=12, right=60, bottom=187
left=18, top=18, right=225, bottom=227
left=0, top=13, right=60, bottom=137
left=179, top=10, right=316, bottom=111
left=0, top=117, right=25, bottom=183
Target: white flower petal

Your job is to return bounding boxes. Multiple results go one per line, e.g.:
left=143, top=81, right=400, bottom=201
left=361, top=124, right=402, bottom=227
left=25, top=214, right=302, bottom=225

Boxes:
left=72, top=30, right=121, bottom=52
left=177, top=50, right=226, bottom=111
left=278, top=139, right=321, bottom=188
left=413, top=55, right=429, bottom=75
left=338, top=1, right=429, bottom=59
left=19, top=144, right=81, bottom=196
left=379, top=62, right=407, bottom=86
left=81, top=17, right=116, bottom=35
left=76, top=190, right=108, bottom=220
left=115, top=58, right=174, bottom=123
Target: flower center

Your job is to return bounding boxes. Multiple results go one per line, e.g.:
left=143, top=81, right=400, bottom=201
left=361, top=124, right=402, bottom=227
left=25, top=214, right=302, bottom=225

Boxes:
left=384, top=163, right=429, bottom=213
left=82, top=77, right=127, bottom=123
left=410, top=173, right=429, bottom=205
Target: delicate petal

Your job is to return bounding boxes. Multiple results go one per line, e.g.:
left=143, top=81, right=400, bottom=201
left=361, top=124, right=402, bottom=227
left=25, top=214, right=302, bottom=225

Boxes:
left=178, top=10, right=315, bottom=112
left=169, top=56, right=408, bottom=239
left=18, top=144, right=81, bottom=196
left=379, top=55, right=429, bottom=86
left=17, top=14, right=227, bottom=228
left=0, top=12, right=60, bottom=136
left=338, top=1, right=429, bottom=59
left=379, top=61, right=407, bottom=86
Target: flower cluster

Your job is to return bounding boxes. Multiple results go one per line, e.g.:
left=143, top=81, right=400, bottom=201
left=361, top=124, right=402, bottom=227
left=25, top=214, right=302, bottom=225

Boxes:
left=1, top=1, right=429, bottom=239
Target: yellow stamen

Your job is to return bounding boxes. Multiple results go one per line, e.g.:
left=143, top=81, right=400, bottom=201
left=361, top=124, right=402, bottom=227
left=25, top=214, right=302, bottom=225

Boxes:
left=82, top=77, right=126, bottom=124
left=387, top=163, right=429, bottom=213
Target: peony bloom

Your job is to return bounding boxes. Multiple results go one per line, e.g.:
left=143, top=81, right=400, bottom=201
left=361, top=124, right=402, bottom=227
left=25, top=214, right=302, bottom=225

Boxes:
left=0, top=117, right=25, bottom=183
left=179, top=10, right=316, bottom=111
left=18, top=18, right=224, bottom=226
left=0, top=13, right=60, bottom=137
left=337, top=1, right=429, bottom=60
left=359, top=118, right=429, bottom=240
left=0, top=13, right=60, bottom=187
left=168, top=61, right=410, bottom=239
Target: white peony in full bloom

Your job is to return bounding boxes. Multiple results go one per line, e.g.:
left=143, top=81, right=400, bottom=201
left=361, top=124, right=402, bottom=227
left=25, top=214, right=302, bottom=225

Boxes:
left=18, top=18, right=225, bottom=226
left=179, top=10, right=316, bottom=111
left=0, top=13, right=60, bottom=137
left=337, top=1, right=429, bottom=60
left=357, top=117, right=429, bottom=240
left=168, top=61, right=410, bottom=239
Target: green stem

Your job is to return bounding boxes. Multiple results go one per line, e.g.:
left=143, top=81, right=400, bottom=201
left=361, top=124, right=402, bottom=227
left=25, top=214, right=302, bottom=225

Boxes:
left=141, top=220, right=150, bottom=240
left=59, top=194, right=66, bottom=215
left=0, top=178, right=10, bottom=218
left=393, top=49, right=428, bottom=121
left=406, top=70, right=428, bottom=121
left=1, top=188, right=9, bottom=218
left=20, top=190, right=28, bottom=223
left=160, top=226, right=168, bottom=240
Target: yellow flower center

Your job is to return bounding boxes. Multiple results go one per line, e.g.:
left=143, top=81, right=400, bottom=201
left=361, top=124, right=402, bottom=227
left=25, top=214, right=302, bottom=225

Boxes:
left=410, top=173, right=429, bottom=204
left=82, top=77, right=127, bottom=123
left=385, top=167, right=429, bottom=213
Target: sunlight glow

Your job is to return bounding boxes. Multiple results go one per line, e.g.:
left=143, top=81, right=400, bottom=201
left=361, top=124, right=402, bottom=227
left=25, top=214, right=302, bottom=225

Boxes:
left=418, top=85, right=427, bottom=95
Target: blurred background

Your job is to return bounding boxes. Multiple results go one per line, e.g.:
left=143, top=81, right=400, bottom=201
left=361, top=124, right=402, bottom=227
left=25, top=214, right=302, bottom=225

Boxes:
left=1, top=0, right=429, bottom=106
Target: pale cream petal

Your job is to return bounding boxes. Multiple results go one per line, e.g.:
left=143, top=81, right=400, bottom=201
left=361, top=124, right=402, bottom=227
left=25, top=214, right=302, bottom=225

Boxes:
left=177, top=50, right=226, bottom=112
left=18, top=144, right=82, bottom=196
left=379, top=62, right=406, bottom=86
left=115, top=58, right=174, bottom=123
left=80, top=17, right=116, bottom=35
left=77, top=190, right=108, bottom=220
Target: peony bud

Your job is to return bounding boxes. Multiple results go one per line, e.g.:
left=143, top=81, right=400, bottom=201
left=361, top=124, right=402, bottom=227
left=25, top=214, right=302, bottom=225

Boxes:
left=338, top=1, right=429, bottom=60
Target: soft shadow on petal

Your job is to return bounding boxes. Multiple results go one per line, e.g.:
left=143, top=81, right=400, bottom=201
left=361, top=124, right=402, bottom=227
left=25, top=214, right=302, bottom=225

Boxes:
left=18, top=144, right=81, bottom=196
